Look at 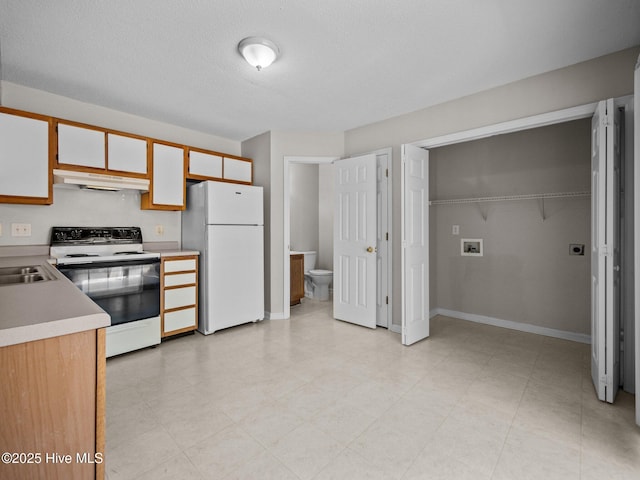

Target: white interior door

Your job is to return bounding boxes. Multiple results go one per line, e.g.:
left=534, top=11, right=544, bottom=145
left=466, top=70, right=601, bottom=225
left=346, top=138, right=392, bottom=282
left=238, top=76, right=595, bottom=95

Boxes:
left=333, top=154, right=377, bottom=328
left=635, top=58, right=640, bottom=426
left=591, top=98, right=619, bottom=403
left=401, top=144, right=430, bottom=345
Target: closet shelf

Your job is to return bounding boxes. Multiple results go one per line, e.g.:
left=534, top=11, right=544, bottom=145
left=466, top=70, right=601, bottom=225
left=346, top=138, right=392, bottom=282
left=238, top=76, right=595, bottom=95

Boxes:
left=429, top=191, right=590, bottom=206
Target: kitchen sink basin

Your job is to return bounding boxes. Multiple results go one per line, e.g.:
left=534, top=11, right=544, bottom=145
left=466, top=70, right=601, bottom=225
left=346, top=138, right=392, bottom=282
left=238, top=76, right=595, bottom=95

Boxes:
left=0, top=266, right=41, bottom=275
left=0, top=265, right=55, bottom=285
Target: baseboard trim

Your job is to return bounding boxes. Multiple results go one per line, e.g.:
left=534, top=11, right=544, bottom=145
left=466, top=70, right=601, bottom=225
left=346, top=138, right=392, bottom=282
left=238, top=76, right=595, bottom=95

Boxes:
left=264, top=312, right=288, bottom=320
left=389, top=324, right=401, bottom=334
left=431, top=308, right=591, bottom=344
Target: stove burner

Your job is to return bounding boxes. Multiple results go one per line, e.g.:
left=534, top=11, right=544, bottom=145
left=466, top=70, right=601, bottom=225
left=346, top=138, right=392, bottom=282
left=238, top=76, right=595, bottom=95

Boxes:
left=66, top=253, right=100, bottom=258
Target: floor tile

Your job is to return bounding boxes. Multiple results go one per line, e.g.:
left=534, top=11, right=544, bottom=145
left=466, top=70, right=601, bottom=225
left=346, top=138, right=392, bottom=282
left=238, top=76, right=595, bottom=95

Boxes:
left=185, top=425, right=265, bottom=480
left=269, top=422, right=345, bottom=480
left=492, top=426, right=581, bottom=480
left=104, top=303, right=640, bottom=480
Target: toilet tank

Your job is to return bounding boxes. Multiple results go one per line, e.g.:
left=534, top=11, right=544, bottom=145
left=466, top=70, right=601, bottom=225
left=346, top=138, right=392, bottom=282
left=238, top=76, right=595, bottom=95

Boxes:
left=291, top=251, right=316, bottom=272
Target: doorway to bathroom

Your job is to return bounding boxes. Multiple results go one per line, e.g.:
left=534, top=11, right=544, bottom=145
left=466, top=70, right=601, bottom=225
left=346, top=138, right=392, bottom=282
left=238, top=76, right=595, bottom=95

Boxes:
left=283, top=149, right=393, bottom=328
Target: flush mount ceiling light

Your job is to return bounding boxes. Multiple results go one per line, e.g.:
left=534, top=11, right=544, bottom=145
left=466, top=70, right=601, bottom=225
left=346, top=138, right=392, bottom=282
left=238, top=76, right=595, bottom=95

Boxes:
left=238, top=37, right=280, bottom=71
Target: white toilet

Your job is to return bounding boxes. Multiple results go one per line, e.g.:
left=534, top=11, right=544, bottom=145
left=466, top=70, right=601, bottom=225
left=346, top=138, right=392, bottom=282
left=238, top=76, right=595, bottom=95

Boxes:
left=291, top=251, right=333, bottom=301
left=308, top=269, right=333, bottom=301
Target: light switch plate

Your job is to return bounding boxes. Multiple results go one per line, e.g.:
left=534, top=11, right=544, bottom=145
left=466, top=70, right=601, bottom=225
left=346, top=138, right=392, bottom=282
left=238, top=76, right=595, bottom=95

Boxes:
left=452, top=225, right=460, bottom=235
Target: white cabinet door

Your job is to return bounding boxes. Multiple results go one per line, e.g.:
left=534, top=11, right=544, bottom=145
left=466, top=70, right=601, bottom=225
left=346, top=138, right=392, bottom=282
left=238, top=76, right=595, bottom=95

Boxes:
left=223, top=157, right=252, bottom=183
left=152, top=143, right=185, bottom=207
left=189, top=150, right=222, bottom=178
left=0, top=111, right=50, bottom=201
left=57, top=123, right=105, bottom=169
left=108, top=133, right=147, bottom=174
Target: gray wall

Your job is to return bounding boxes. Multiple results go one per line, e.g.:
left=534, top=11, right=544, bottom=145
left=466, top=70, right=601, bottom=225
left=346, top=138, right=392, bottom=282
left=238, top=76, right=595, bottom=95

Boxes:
left=429, top=120, right=591, bottom=334
left=345, top=46, right=640, bottom=327
left=289, top=163, right=319, bottom=253
left=243, top=131, right=344, bottom=315
left=318, top=164, right=334, bottom=271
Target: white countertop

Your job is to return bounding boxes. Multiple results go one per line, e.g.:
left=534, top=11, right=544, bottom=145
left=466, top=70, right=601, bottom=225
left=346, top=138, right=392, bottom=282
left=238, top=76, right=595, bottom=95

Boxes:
left=154, top=250, right=200, bottom=257
left=0, top=255, right=110, bottom=347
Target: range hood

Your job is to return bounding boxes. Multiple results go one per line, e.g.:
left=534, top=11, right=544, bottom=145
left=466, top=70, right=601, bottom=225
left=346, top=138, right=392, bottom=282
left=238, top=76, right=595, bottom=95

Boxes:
left=53, top=169, right=150, bottom=192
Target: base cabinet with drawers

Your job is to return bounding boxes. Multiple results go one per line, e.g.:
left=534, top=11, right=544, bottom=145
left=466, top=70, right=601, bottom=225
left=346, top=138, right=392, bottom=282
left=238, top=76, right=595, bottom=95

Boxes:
left=161, top=255, right=198, bottom=337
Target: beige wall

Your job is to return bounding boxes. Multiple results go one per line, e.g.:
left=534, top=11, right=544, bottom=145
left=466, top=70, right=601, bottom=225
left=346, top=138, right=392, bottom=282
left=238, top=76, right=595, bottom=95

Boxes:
left=241, top=131, right=272, bottom=313
left=318, top=164, right=335, bottom=271
left=429, top=119, right=591, bottom=334
left=1, top=82, right=240, bottom=155
left=289, top=163, right=319, bottom=253
left=242, top=131, right=344, bottom=315
left=345, top=46, right=639, bottom=327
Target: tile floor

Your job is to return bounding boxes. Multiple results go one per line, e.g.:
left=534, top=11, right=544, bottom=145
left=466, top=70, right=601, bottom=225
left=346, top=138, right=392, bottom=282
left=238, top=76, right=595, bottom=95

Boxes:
left=105, top=299, right=640, bottom=480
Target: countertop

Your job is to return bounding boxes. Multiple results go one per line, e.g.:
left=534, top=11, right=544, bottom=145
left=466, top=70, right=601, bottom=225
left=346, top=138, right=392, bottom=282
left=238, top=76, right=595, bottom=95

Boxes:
left=0, top=255, right=110, bottom=347
left=153, top=250, right=200, bottom=258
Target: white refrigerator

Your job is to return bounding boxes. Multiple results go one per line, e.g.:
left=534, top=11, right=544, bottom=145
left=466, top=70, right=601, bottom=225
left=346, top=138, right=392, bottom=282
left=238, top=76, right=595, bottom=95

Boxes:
left=182, top=181, right=264, bottom=334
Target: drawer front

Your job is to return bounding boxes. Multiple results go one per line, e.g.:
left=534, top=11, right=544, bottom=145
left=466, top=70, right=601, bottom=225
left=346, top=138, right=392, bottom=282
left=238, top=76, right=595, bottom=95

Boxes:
left=164, top=272, right=196, bottom=287
left=164, top=307, right=197, bottom=332
left=164, top=286, right=196, bottom=310
left=164, top=258, right=196, bottom=273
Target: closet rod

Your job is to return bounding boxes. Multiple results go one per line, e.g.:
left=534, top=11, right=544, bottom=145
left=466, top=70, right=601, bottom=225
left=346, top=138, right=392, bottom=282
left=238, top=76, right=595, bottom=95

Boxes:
left=430, top=191, right=590, bottom=206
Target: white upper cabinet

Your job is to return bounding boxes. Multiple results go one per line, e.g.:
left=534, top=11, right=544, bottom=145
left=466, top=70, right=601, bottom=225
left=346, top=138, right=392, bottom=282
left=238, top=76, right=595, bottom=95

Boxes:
left=150, top=143, right=185, bottom=208
left=223, top=157, right=252, bottom=183
left=0, top=110, right=51, bottom=203
left=189, top=150, right=222, bottom=178
left=107, top=133, right=148, bottom=174
left=57, top=123, right=105, bottom=169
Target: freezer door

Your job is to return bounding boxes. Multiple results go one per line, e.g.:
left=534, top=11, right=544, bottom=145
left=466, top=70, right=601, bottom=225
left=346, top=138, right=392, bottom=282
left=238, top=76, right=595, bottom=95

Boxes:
left=205, top=181, right=263, bottom=225
left=202, top=225, right=264, bottom=333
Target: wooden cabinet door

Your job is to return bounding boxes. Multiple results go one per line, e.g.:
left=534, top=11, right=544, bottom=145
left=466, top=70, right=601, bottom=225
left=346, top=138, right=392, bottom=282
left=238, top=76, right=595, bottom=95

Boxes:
left=290, top=254, right=304, bottom=305
left=107, top=133, right=148, bottom=175
left=0, top=109, right=52, bottom=204
left=142, top=142, right=186, bottom=210
left=57, top=122, right=105, bottom=169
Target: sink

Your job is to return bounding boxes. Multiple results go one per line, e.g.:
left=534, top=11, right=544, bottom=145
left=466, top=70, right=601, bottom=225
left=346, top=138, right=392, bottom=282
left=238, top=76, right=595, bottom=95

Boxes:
left=0, top=265, right=55, bottom=286
left=0, top=266, right=41, bottom=275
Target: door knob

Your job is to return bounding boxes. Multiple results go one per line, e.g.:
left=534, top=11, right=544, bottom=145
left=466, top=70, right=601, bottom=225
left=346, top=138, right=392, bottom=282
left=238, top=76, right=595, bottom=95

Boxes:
left=366, top=246, right=376, bottom=253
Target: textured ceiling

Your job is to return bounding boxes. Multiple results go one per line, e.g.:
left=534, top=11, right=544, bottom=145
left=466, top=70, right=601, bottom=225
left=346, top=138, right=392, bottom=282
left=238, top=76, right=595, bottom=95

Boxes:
left=1, top=0, right=639, bottom=141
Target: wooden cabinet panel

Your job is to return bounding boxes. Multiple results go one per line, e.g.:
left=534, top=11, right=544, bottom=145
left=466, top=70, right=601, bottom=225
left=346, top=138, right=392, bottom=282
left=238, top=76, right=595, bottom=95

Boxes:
left=57, top=123, right=105, bottom=169
left=107, top=133, right=147, bottom=174
left=0, top=329, right=104, bottom=480
left=0, top=109, right=52, bottom=204
left=290, top=254, right=304, bottom=305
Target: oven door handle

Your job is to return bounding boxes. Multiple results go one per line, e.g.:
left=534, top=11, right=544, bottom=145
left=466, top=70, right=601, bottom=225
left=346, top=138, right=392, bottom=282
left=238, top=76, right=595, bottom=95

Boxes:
left=56, top=258, right=160, bottom=270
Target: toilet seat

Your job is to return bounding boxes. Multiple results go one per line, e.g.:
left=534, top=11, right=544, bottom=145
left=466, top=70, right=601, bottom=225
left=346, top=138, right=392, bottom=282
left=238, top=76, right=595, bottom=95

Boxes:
left=309, top=269, right=332, bottom=276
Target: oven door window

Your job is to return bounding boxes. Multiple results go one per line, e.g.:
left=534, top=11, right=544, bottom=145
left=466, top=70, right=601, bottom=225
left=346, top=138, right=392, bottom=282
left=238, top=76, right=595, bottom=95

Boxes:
left=58, top=260, right=160, bottom=326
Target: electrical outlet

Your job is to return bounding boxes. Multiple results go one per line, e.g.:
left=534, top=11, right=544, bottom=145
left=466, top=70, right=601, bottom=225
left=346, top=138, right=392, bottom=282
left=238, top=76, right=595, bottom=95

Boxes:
left=11, top=223, right=31, bottom=237
left=452, top=225, right=460, bottom=235
left=155, top=225, right=164, bottom=236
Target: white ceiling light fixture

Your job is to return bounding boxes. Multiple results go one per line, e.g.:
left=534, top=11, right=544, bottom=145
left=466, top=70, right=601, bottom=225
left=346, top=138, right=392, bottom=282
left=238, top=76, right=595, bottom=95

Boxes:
left=238, top=37, right=280, bottom=71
